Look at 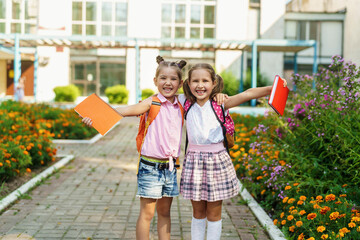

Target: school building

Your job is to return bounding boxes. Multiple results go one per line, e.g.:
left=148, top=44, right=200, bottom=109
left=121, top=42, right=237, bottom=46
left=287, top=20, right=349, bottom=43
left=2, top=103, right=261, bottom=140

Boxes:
left=0, top=0, right=359, bottom=104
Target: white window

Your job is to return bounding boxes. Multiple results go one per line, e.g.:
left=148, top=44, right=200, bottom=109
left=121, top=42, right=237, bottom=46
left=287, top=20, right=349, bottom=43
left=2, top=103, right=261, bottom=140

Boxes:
left=0, top=0, right=37, bottom=34
left=161, top=0, right=216, bottom=39
left=72, top=0, right=127, bottom=37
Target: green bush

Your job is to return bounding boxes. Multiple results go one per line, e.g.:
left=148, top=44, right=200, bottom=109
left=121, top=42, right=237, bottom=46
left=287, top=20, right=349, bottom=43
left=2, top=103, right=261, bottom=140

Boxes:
left=244, top=68, right=269, bottom=90
left=53, top=84, right=80, bottom=102
left=220, top=70, right=239, bottom=96
left=105, top=85, right=129, bottom=104
left=141, top=88, right=155, bottom=100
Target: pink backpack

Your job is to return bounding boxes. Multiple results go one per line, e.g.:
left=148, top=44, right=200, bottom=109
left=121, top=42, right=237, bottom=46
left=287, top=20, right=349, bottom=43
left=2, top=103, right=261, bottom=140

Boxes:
left=184, top=99, right=235, bottom=152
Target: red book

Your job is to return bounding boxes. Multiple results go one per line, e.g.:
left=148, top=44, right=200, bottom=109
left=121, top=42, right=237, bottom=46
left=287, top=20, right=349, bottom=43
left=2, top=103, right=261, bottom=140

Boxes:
left=268, top=75, right=289, bottom=116
left=74, top=93, right=123, bottom=135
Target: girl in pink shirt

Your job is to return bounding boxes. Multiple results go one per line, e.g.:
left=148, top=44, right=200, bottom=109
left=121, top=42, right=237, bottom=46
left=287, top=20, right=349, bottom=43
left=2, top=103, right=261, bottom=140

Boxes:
left=83, top=56, right=186, bottom=240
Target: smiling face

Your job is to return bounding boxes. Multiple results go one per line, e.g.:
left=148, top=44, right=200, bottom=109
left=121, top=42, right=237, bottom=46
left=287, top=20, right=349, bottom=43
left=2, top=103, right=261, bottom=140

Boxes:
left=188, top=69, right=216, bottom=106
left=154, top=66, right=183, bottom=103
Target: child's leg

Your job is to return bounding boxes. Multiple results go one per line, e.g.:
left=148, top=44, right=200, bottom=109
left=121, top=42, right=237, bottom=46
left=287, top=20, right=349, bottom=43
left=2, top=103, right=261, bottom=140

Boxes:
left=206, top=200, right=223, bottom=240
left=156, top=197, right=173, bottom=240
left=191, top=200, right=207, bottom=240
left=136, top=197, right=157, bottom=240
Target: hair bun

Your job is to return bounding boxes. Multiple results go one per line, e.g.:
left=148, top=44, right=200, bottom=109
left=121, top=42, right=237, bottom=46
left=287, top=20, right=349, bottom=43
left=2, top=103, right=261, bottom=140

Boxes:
left=177, top=60, right=187, bottom=69
left=156, top=56, right=164, bottom=64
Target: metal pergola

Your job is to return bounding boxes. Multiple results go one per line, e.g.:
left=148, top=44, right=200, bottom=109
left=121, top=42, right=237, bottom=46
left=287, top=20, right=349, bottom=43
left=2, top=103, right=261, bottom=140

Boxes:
left=0, top=34, right=317, bottom=105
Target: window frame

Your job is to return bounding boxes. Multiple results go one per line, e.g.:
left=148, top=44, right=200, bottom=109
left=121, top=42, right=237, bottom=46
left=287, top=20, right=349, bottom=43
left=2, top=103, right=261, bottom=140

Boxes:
left=161, top=0, right=216, bottom=39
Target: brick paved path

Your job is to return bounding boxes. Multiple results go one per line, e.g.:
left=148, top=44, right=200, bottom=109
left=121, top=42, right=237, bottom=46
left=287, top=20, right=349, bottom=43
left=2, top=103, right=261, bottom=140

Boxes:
left=0, top=117, right=270, bottom=240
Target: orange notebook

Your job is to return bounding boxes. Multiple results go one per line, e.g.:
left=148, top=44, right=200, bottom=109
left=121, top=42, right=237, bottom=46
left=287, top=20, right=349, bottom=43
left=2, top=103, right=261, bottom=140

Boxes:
left=268, top=75, right=289, bottom=116
left=74, top=93, right=123, bottom=135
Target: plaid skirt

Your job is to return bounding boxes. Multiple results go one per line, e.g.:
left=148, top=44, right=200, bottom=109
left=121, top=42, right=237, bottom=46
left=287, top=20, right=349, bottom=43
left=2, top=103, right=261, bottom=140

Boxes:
left=180, top=144, right=240, bottom=202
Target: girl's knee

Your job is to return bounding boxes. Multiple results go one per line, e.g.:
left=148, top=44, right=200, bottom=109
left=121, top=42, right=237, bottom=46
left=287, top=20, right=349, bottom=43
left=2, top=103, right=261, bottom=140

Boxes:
left=157, top=207, right=171, bottom=218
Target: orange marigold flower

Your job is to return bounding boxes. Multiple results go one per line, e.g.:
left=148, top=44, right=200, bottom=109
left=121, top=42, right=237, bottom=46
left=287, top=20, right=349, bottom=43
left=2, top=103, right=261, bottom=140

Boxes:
left=320, top=206, right=331, bottom=215
left=283, top=197, right=289, bottom=203
left=299, top=196, right=306, bottom=201
left=297, top=233, right=305, bottom=240
left=296, top=221, right=303, bottom=227
left=335, top=201, right=342, bottom=204
left=291, top=209, right=298, bottom=215
left=0, top=162, right=3, bottom=167
left=261, top=189, right=266, bottom=195
left=5, top=160, right=10, bottom=164
left=273, top=219, right=278, bottom=225
left=342, top=184, right=347, bottom=188
left=307, top=237, right=315, bottom=240
left=329, top=212, right=340, bottom=220
left=38, top=144, right=42, bottom=150
left=321, top=234, right=328, bottom=239
left=339, top=194, right=347, bottom=197
left=313, top=204, right=321, bottom=209
left=14, top=169, right=20, bottom=174
left=317, top=226, right=326, bottom=232
left=339, top=227, right=350, bottom=235
left=40, top=160, right=44, bottom=165
left=289, top=225, right=295, bottom=232
left=325, top=194, right=336, bottom=202
left=352, top=216, right=360, bottom=222
left=287, top=215, right=294, bottom=221
left=299, top=210, right=306, bottom=215
left=293, top=183, right=300, bottom=186
left=279, top=160, right=286, bottom=166
left=26, top=168, right=31, bottom=173
left=280, top=212, right=285, bottom=218
left=281, top=220, right=286, bottom=225
left=357, top=226, right=360, bottom=232
left=316, top=196, right=323, bottom=202
left=256, top=176, right=263, bottom=180
left=297, top=200, right=304, bottom=205
left=307, top=213, right=317, bottom=220
left=23, top=150, right=29, bottom=155
left=285, top=186, right=292, bottom=190
left=288, top=198, right=296, bottom=204
left=348, top=222, right=356, bottom=228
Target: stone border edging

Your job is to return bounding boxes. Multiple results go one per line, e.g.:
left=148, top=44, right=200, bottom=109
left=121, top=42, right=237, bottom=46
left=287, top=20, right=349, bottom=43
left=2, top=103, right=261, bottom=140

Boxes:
left=53, top=121, right=121, bottom=144
left=0, top=154, right=74, bottom=212
left=238, top=180, right=287, bottom=240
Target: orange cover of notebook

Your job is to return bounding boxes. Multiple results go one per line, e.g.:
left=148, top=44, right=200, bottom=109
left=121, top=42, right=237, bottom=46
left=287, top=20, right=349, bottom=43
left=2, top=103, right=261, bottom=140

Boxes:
left=268, top=75, right=289, bottom=116
left=74, top=93, right=123, bottom=135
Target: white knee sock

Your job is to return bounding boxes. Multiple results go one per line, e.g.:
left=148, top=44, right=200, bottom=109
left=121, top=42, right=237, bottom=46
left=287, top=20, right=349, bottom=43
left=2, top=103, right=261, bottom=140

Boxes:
left=191, top=216, right=206, bottom=240
left=206, top=219, right=222, bottom=240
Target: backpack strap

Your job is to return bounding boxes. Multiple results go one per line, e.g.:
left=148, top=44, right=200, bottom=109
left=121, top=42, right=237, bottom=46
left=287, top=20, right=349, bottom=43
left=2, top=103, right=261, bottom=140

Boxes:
left=137, top=96, right=161, bottom=172
left=183, top=99, right=195, bottom=154
left=210, top=100, right=230, bottom=153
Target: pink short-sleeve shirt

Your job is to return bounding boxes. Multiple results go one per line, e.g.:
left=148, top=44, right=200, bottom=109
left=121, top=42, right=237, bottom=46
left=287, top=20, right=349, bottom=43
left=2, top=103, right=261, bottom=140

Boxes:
left=140, top=93, right=183, bottom=159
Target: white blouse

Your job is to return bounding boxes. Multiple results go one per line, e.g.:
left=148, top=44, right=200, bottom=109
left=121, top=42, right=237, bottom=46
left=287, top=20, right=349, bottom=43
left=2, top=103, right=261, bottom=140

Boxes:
left=178, top=94, right=224, bottom=145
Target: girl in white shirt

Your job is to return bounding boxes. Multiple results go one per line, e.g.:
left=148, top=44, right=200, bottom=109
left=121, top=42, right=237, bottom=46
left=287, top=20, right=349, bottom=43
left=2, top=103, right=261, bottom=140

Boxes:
left=179, top=63, right=280, bottom=240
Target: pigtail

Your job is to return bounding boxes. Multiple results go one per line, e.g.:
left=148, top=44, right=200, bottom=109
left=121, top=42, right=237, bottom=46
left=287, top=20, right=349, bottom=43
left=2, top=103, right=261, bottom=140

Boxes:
left=156, top=55, right=165, bottom=64
left=183, top=79, right=196, bottom=103
left=210, top=74, right=224, bottom=100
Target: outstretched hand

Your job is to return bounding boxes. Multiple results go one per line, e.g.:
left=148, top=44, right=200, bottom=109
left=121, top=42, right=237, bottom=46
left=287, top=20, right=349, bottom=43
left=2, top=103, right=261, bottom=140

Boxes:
left=82, top=117, right=93, bottom=127
left=213, top=93, right=229, bottom=105
left=283, top=78, right=288, bottom=87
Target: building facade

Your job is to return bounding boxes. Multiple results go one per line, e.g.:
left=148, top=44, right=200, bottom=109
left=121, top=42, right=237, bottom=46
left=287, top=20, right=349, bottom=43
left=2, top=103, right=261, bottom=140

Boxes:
left=0, top=0, right=358, bottom=104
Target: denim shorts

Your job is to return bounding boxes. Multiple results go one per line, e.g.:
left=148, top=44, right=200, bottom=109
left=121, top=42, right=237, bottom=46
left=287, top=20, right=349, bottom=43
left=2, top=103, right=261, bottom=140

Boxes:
left=137, top=158, right=179, bottom=199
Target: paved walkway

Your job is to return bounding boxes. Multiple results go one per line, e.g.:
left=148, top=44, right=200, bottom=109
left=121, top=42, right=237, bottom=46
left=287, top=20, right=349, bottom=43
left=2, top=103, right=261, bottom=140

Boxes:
left=0, top=117, right=270, bottom=240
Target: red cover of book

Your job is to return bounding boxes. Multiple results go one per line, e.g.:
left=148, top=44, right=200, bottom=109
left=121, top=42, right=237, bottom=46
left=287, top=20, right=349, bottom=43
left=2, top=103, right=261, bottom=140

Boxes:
left=268, top=75, right=289, bottom=116
left=74, top=93, right=123, bottom=135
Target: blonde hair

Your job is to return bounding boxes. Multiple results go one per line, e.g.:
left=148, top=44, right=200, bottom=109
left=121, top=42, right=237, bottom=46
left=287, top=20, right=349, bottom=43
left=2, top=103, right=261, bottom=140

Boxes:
left=183, top=63, right=224, bottom=103
left=155, top=56, right=187, bottom=81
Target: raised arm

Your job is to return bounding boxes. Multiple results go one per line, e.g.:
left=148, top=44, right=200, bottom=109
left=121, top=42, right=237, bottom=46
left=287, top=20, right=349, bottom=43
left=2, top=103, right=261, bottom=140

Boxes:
left=114, top=97, right=152, bottom=117
left=224, top=86, right=272, bottom=110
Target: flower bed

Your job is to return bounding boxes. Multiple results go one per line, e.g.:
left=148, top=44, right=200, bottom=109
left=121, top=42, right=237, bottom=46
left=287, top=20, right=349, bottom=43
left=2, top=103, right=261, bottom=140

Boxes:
left=231, top=56, right=360, bottom=239
left=0, top=100, right=97, bottom=182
